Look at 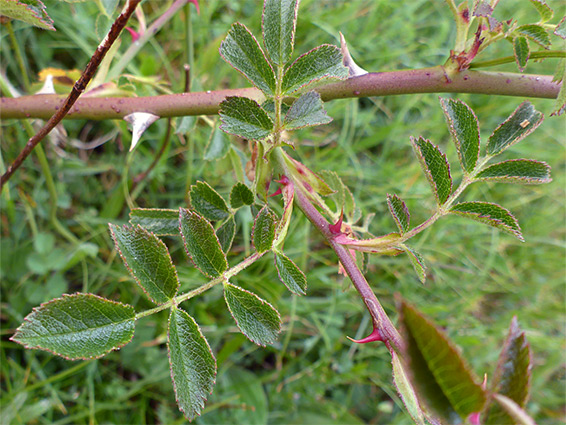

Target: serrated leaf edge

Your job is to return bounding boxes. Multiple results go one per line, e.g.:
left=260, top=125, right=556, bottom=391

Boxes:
left=273, top=250, right=307, bottom=295
left=10, top=293, right=136, bottom=361
left=387, top=193, right=410, bottom=234
left=449, top=202, right=524, bottom=241
left=475, top=159, right=552, bottom=184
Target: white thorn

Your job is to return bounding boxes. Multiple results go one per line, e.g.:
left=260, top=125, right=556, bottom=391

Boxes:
left=124, top=112, right=160, bottom=152
left=36, top=74, right=56, bottom=95
left=340, top=32, right=368, bottom=78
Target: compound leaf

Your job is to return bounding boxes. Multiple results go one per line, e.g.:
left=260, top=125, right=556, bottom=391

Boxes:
left=168, top=307, right=216, bottom=421
left=274, top=250, right=306, bottom=295
left=230, top=182, right=254, bottom=209
left=387, top=194, right=410, bottom=234
left=262, top=0, right=299, bottom=65
left=216, top=216, right=236, bottom=253
left=449, top=202, right=523, bottom=241
left=223, top=282, right=281, bottom=346
left=476, top=159, right=551, bottom=184
left=189, top=181, right=230, bottom=221
left=110, top=224, right=179, bottom=304
left=129, top=208, right=180, bottom=236
left=282, top=44, right=348, bottom=94
left=283, top=91, right=332, bottom=130
left=11, top=293, right=135, bottom=360
left=513, top=36, right=530, bottom=71
left=528, top=0, right=554, bottom=23
left=179, top=209, right=228, bottom=278
left=487, top=102, right=543, bottom=156
left=411, top=137, right=452, bottom=205
left=252, top=206, right=277, bottom=253
left=516, top=24, right=551, bottom=49
left=440, top=97, right=480, bottom=173
left=219, top=23, right=276, bottom=95
left=483, top=317, right=532, bottom=425
left=399, top=299, right=487, bottom=422
left=219, top=96, right=273, bottom=140
left=0, top=0, right=55, bottom=30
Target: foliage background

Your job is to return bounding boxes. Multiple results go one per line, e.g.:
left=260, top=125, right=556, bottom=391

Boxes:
left=1, top=0, right=564, bottom=423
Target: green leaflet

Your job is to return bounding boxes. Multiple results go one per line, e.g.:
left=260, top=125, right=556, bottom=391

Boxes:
left=219, top=23, right=276, bottom=95
left=219, top=96, right=274, bottom=140
left=387, top=194, right=410, bottom=234
left=168, top=307, right=216, bottom=421
left=513, top=36, right=530, bottom=71
left=223, top=282, right=281, bottom=346
left=411, top=136, right=452, bottom=205
left=274, top=250, right=307, bottom=295
left=483, top=318, right=532, bottom=425
left=216, top=216, right=236, bottom=253
left=189, top=181, right=230, bottom=221
left=516, top=24, right=551, bottom=49
left=528, top=0, right=554, bottom=23
left=555, top=16, right=566, bottom=39
left=391, top=351, right=426, bottom=425
left=282, top=44, right=348, bottom=94
left=486, top=102, right=543, bottom=156
left=252, top=206, right=277, bottom=253
left=262, top=0, right=299, bottom=65
left=129, top=208, right=180, bottom=236
left=179, top=209, right=228, bottom=278
left=11, top=293, right=135, bottom=360
left=399, top=299, right=487, bottom=422
left=400, top=245, right=426, bottom=284
left=204, top=126, right=231, bottom=161
left=0, top=0, right=55, bottom=31
left=110, top=224, right=179, bottom=304
left=440, top=97, right=480, bottom=173
left=449, top=202, right=524, bottom=241
left=475, top=159, right=551, bottom=184
left=230, top=182, right=254, bottom=209
left=283, top=91, right=332, bottom=130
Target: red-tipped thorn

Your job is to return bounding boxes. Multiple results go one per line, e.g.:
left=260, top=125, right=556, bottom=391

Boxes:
left=125, top=27, right=140, bottom=42
left=188, top=0, right=200, bottom=14
left=268, top=188, right=282, bottom=197
left=329, top=210, right=344, bottom=235
left=347, top=327, right=384, bottom=344
left=467, top=412, right=481, bottom=425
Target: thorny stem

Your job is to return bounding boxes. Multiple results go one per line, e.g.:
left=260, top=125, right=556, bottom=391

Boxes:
left=0, top=0, right=143, bottom=189
left=1, top=68, right=561, bottom=121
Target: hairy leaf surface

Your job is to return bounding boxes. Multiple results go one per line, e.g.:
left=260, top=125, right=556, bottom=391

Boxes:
left=283, top=91, right=332, bottom=130
left=11, top=294, right=135, bottom=360
left=179, top=209, right=228, bottom=278
left=168, top=307, right=216, bottom=421
left=189, top=181, right=230, bottom=221
left=230, top=182, right=254, bottom=209
left=219, top=23, right=276, bottom=95
left=516, top=24, right=551, bottom=48
left=476, top=159, right=551, bottom=184
left=252, top=206, right=277, bottom=253
left=411, top=137, right=452, bottom=205
left=449, top=202, right=523, bottom=241
left=224, top=282, right=281, bottom=346
left=129, top=208, right=180, bottom=236
left=219, top=96, right=273, bottom=140
left=487, top=102, right=543, bottom=155
left=274, top=251, right=307, bottom=295
left=440, top=97, right=480, bottom=173
left=262, top=0, right=299, bottom=65
left=282, top=44, right=348, bottom=94
left=216, top=216, right=236, bottom=253
left=387, top=194, right=410, bottom=234
left=110, top=224, right=179, bottom=304
left=513, top=37, right=530, bottom=71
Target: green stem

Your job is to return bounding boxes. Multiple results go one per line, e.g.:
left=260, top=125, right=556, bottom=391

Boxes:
left=6, top=21, right=31, bottom=92
left=134, top=251, right=266, bottom=320
left=470, top=50, right=566, bottom=69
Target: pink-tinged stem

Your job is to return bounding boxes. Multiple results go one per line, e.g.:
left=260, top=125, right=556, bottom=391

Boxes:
left=292, top=186, right=403, bottom=352
left=1, top=67, right=560, bottom=121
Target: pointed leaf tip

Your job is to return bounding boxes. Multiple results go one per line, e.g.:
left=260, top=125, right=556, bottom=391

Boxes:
left=411, top=136, right=452, bottom=205
left=124, top=112, right=160, bottom=152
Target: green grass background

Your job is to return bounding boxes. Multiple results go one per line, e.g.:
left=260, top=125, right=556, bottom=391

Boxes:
left=1, top=0, right=564, bottom=423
